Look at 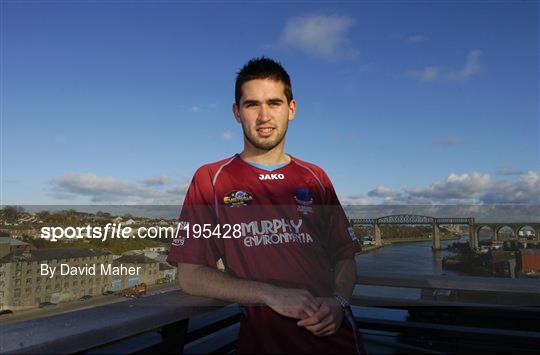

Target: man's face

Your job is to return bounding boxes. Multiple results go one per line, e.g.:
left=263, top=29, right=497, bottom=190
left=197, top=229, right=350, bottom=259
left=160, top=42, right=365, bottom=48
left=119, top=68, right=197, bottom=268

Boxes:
left=233, top=78, right=296, bottom=151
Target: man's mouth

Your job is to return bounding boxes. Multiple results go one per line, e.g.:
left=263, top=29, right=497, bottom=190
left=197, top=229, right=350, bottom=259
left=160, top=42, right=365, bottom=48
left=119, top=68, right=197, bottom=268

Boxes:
left=256, top=127, right=275, bottom=137
left=257, top=127, right=274, bottom=133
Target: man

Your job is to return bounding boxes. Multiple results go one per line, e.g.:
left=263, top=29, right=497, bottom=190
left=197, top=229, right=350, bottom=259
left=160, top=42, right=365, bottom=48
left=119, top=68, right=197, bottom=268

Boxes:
left=167, top=57, right=363, bottom=353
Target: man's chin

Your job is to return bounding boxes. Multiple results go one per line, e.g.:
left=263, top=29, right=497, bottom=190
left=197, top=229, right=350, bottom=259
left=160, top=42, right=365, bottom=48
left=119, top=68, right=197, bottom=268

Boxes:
left=252, top=141, right=279, bottom=151
left=244, top=134, right=283, bottom=151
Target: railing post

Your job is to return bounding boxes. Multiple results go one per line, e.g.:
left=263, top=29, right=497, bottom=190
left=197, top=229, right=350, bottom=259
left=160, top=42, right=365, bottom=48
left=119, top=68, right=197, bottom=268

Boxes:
left=153, top=318, right=189, bottom=354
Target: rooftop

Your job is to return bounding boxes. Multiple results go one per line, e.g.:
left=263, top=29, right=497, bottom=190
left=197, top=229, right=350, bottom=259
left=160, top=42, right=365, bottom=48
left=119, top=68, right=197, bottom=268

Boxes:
left=0, top=247, right=110, bottom=263
left=114, top=254, right=158, bottom=264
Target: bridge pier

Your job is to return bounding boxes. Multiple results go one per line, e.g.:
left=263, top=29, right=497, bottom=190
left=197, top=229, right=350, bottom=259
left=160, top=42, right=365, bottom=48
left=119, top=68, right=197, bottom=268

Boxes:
left=374, top=224, right=383, bottom=247
left=469, top=223, right=479, bottom=250
left=432, top=223, right=441, bottom=250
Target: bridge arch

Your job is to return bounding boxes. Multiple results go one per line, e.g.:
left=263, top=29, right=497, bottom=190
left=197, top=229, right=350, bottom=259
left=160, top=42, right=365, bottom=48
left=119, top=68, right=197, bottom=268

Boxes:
left=496, top=225, right=516, bottom=240
left=517, top=225, right=537, bottom=239
left=476, top=225, right=496, bottom=241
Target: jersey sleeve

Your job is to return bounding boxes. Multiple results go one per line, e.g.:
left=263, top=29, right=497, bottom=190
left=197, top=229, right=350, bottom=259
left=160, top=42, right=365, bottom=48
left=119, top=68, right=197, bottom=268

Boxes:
left=166, top=167, right=224, bottom=268
left=320, top=171, right=356, bottom=264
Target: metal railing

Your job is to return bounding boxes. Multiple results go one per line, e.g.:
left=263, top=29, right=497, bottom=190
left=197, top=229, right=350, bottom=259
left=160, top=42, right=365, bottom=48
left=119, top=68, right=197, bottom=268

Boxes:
left=1, top=272, right=539, bottom=354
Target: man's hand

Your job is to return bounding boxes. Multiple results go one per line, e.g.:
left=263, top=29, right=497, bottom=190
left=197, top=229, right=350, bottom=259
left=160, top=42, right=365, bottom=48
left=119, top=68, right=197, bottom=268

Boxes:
left=263, top=287, right=321, bottom=320
left=296, top=297, right=344, bottom=337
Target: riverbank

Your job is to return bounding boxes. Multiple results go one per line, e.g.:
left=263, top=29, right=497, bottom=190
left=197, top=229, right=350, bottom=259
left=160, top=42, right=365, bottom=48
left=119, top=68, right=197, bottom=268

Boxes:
left=355, top=235, right=462, bottom=255
left=355, top=244, right=381, bottom=255
left=383, top=235, right=462, bottom=245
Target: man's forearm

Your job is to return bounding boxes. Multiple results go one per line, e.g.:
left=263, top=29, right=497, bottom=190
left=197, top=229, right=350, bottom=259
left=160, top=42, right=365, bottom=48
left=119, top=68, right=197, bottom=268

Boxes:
left=178, top=263, right=321, bottom=320
left=177, top=263, right=274, bottom=305
left=333, top=258, right=357, bottom=301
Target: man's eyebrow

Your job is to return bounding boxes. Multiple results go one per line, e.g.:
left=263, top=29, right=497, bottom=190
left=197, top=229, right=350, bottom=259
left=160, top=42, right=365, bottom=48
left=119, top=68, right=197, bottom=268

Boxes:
left=241, top=98, right=285, bottom=106
left=242, top=99, right=260, bottom=106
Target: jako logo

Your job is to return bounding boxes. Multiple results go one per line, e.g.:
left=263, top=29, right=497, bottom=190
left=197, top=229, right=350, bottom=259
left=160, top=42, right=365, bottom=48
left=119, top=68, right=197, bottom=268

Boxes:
left=259, top=173, right=285, bottom=180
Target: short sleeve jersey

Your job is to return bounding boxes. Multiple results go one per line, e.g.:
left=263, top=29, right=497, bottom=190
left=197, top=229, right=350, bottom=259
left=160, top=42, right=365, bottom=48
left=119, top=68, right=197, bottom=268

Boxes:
left=167, top=154, right=356, bottom=297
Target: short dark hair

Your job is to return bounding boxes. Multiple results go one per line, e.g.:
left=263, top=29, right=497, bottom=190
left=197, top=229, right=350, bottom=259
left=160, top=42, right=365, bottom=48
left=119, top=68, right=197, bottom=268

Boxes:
left=235, top=57, right=293, bottom=106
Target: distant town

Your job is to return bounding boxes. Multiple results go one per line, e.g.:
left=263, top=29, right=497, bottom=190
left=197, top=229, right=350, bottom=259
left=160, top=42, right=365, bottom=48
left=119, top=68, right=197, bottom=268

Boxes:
left=0, top=206, right=177, bottom=314
left=1, top=206, right=539, bottom=319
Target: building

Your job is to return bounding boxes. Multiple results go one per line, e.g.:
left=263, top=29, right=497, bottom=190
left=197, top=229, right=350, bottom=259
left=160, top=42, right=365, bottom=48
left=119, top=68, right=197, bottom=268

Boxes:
left=109, top=254, right=160, bottom=291
left=146, top=246, right=167, bottom=253
left=158, top=263, right=176, bottom=283
left=491, top=250, right=517, bottom=278
left=520, top=249, right=540, bottom=274
left=0, top=247, right=113, bottom=310
left=0, top=237, right=32, bottom=257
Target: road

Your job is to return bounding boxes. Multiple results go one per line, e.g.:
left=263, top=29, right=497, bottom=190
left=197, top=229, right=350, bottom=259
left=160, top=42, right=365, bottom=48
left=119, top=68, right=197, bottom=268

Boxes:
left=0, top=282, right=180, bottom=325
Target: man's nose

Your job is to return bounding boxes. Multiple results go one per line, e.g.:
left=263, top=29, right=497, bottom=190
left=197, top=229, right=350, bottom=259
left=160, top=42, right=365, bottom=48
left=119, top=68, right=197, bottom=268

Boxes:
left=257, top=104, right=271, bottom=122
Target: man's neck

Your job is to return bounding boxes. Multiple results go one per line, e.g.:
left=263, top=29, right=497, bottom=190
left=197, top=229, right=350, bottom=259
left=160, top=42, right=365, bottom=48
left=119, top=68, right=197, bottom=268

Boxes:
left=239, top=146, right=290, bottom=166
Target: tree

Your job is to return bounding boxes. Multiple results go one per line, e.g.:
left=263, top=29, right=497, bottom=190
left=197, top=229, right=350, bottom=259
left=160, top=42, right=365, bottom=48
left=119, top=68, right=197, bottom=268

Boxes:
left=2, top=206, right=19, bottom=221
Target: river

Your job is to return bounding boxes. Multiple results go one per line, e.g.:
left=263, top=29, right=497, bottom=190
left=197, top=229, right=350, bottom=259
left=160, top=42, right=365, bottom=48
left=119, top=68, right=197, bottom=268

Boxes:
left=352, top=234, right=496, bottom=301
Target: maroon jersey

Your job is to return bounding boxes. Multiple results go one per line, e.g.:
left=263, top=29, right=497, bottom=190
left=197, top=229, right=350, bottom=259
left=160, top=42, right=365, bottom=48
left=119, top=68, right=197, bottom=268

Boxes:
left=167, top=154, right=359, bottom=353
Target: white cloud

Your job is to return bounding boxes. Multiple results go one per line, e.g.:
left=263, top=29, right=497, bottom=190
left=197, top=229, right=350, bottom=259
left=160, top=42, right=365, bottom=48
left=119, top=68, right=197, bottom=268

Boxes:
left=496, top=166, right=524, bottom=176
left=342, top=194, right=376, bottom=205
left=407, top=66, right=439, bottom=82
left=180, top=103, right=217, bottom=114
left=222, top=131, right=234, bottom=140
left=142, top=175, right=171, bottom=186
left=50, top=173, right=188, bottom=204
left=406, top=172, right=492, bottom=200
left=368, top=186, right=394, bottom=198
left=406, top=34, right=428, bottom=43
left=445, top=49, right=482, bottom=81
left=281, top=14, right=359, bottom=59
left=482, top=171, right=539, bottom=204
left=407, top=49, right=482, bottom=82
left=343, top=171, right=539, bottom=205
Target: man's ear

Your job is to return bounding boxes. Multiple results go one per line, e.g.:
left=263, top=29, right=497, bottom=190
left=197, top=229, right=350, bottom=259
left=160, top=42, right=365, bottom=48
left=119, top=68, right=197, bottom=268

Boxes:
left=232, top=103, right=241, bottom=123
left=288, top=99, right=297, bottom=122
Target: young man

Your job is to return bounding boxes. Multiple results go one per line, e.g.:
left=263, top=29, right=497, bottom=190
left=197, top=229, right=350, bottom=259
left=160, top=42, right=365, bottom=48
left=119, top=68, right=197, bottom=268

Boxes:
left=167, top=57, right=363, bottom=353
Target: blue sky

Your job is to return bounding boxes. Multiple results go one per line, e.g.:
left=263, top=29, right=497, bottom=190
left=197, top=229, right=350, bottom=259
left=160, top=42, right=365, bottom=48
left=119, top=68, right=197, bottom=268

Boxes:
left=2, top=0, right=539, bottom=206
